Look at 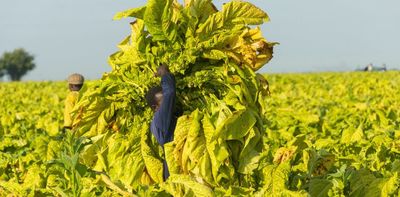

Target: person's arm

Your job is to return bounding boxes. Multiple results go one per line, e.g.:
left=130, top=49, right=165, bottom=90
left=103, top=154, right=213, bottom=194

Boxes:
left=153, top=73, right=176, bottom=142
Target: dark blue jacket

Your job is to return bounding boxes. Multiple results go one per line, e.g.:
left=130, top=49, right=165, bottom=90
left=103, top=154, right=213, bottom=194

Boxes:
left=150, top=73, right=177, bottom=180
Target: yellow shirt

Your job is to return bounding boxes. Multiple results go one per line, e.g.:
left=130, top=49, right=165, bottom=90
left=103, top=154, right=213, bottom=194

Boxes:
left=64, top=91, right=79, bottom=128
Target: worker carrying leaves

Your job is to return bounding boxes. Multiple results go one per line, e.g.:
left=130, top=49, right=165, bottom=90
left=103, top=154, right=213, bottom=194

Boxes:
left=145, top=64, right=177, bottom=181
left=64, top=73, right=84, bottom=130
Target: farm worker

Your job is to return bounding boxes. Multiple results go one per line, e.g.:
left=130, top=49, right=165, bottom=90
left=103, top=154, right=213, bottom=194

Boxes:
left=145, top=64, right=177, bottom=181
left=64, top=73, right=84, bottom=129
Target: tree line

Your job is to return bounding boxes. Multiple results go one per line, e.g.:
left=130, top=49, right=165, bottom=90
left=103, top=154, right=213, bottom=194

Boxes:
left=0, top=48, right=36, bottom=81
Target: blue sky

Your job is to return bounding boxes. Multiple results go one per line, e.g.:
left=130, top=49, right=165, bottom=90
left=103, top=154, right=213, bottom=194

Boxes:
left=0, top=0, right=399, bottom=81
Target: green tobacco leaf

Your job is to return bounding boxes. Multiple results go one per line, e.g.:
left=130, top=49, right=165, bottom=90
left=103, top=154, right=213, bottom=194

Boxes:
left=256, top=162, right=308, bottom=196
left=202, top=114, right=220, bottom=183
left=348, top=169, right=377, bottom=197
left=161, top=174, right=213, bottom=197
left=140, top=125, right=163, bottom=183
left=364, top=173, right=398, bottom=197
left=130, top=19, right=147, bottom=52
left=0, top=180, right=26, bottom=195
left=196, top=1, right=269, bottom=36
left=195, top=11, right=223, bottom=37
left=202, top=49, right=227, bottom=60
left=114, top=6, right=147, bottom=20
left=164, top=142, right=180, bottom=175
left=238, top=128, right=261, bottom=174
left=392, top=160, right=400, bottom=173
left=144, top=0, right=177, bottom=42
left=314, top=138, right=337, bottom=150
left=222, top=1, right=269, bottom=25
left=262, top=162, right=290, bottom=194
left=215, top=185, right=254, bottom=196
left=341, top=123, right=364, bottom=144
left=186, top=0, right=217, bottom=23
left=308, top=178, right=333, bottom=197
left=215, top=109, right=256, bottom=140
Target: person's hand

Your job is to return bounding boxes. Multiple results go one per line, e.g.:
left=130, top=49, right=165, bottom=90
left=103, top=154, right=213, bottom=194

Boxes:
left=155, top=64, right=169, bottom=77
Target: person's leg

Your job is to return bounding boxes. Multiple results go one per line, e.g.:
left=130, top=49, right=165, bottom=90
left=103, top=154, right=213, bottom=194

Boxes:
left=163, top=160, right=170, bottom=181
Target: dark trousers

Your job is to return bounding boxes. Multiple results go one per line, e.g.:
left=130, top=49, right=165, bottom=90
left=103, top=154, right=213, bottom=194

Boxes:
left=163, top=159, right=170, bottom=181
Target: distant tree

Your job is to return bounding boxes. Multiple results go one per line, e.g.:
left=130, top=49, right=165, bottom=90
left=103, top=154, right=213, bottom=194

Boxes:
left=0, top=48, right=36, bottom=81
left=0, top=61, right=5, bottom=80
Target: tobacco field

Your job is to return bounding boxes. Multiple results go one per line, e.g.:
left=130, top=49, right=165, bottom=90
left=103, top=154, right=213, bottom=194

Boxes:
left=0, top=72, right=399, bottom=196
